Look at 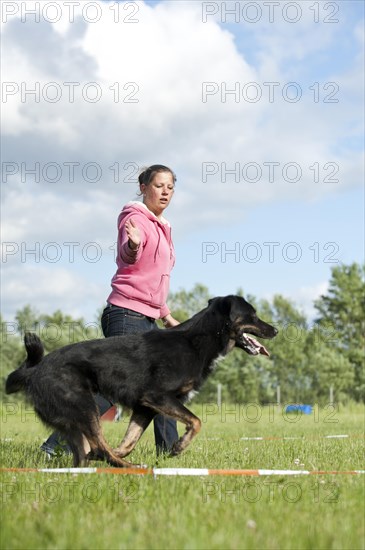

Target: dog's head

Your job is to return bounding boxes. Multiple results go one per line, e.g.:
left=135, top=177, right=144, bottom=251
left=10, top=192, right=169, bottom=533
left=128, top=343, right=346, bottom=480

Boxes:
left=208, top=295, right=278, bottom=356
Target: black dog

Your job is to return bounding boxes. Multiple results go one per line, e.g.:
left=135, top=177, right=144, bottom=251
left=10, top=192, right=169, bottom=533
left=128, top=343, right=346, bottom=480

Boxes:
left=6, top=295, right=277, bottom=467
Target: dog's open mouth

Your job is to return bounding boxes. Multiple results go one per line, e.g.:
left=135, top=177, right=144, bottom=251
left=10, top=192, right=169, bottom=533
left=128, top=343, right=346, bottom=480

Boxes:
left=239, top=333, right=270, bottom=356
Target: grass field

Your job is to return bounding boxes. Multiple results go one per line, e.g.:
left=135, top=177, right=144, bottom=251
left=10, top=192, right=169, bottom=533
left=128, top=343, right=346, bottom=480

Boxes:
left=1, top=401, right=364, bottom=550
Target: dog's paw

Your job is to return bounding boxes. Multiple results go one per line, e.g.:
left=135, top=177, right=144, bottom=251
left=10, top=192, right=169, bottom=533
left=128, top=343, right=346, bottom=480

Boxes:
left=169, top=443, right=183, bottom=456
left=86, top=450, right=104, bottom=461
left=112, top=448, right=129, bottom=459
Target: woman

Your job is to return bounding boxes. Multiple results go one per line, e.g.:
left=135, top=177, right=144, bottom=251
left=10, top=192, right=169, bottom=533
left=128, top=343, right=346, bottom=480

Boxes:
left=100, top=164, right=180, bottom=454
left=41, top=164, right=179, bottom=458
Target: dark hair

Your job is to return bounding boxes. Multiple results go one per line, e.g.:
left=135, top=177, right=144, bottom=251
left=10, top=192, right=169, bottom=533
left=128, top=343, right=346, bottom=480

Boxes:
left=138, top=164, right=176, bottom=187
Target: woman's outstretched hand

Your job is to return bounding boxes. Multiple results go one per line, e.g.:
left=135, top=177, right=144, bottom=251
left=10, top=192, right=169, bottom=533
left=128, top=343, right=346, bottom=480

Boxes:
left=125, top=219, right=141, bottom=250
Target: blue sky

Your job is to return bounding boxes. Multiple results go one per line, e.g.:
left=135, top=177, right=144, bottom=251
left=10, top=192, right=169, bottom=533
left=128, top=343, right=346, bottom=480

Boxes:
left=1, top=0, right=364, bottom=326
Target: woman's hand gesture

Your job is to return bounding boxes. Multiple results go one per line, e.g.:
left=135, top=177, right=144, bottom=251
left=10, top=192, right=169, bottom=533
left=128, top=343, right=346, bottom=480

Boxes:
left=125, top=219, right=141, bottom=250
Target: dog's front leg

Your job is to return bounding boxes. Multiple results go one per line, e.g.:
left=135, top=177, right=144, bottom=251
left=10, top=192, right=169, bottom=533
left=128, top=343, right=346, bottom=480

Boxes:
left=141, top=396, right=201, bottom=456
left=170, top=414, right=201, bottom=456
left=114, top=405, right=156, bottom=458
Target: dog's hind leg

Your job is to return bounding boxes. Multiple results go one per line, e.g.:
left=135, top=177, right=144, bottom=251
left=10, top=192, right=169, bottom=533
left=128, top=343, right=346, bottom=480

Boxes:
left=113, top=405, right=156, bottom=458
left=84, top=418, right=143, bottom=468
left=141, top=395, right=201, bottom=456
left=68, top=429, right=126, bottom=468
left=66, top=430, right=88, bottom=467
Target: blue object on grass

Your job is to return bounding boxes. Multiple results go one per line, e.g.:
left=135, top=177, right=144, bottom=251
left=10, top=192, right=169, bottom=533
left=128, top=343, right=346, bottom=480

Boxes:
left=285, top=404, right=312, bottom=414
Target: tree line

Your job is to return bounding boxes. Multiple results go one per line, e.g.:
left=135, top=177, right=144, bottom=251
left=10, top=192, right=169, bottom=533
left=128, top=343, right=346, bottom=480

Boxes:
left=1, top=263, right=364, bottom=404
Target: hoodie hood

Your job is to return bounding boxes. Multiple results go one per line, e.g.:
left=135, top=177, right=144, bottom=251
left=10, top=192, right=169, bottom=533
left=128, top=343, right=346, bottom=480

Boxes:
left=118, top=201, right=170, bottom=227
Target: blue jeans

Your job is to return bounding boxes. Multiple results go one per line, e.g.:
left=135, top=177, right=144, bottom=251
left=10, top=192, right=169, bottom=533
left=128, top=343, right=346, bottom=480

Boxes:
left=101, top=304, right=156, bottom=336
left=101, top=304, right=178, bottom=454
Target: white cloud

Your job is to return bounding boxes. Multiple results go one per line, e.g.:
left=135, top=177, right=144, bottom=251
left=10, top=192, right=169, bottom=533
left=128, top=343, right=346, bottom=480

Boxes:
left=2, top=2, right=362, bottom=198
left=1, top=183, right=119, bottom=244
left=1, top=264, right=105, bottom=322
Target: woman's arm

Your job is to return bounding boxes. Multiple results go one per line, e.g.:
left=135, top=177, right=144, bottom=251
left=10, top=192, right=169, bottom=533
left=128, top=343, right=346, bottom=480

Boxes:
left=119, top=216, right=145, bottom=264
left=125, top=218, right=141, bottom=250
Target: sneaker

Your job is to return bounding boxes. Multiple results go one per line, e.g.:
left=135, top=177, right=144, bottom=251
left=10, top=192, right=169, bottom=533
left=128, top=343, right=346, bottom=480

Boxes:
left=40, top=433, right=72, bottom=457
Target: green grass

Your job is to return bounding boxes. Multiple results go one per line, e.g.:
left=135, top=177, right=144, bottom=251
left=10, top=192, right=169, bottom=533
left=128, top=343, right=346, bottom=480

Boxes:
left=1, top=402, right=364, bottom=550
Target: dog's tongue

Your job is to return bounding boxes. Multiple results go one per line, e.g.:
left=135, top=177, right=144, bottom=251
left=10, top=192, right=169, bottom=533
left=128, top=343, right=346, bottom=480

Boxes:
left=246, top=335, right=270, bottom=356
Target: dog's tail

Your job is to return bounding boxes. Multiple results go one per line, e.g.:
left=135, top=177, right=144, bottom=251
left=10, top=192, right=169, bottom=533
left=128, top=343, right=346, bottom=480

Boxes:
left=5, top=332, right=44, bottom=394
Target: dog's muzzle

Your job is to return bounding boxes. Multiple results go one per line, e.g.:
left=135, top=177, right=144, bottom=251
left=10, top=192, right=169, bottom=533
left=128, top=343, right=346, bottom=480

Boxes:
left=237, top=333, right=270, bottom=356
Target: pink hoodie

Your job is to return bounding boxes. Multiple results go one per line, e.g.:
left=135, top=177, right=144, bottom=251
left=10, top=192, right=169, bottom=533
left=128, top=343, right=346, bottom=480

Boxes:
left=107, top=201, right=175, bottom=319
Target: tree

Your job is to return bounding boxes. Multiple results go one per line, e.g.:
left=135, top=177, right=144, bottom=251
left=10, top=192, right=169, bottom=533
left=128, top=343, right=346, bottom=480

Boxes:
left=306, top=342, right=354, bottom=403
left=314, top=263, right=365, bottom=401
left=0, top=308, right=101, bottom=397
left=168, top=283, right=212, bottom=322
left=39, top=310, right=101, bottom=353
left=257, top=295, right=308, bottom=402
left=15, top=305, right=40, bottom=334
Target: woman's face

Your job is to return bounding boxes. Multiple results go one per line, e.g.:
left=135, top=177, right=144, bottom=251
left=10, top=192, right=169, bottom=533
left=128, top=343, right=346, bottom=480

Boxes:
left=141, top=171, right=175, bottom=218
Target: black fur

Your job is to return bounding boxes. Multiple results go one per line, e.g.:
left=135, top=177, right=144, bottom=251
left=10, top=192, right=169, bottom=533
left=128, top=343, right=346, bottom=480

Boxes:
left=6, top=295, right=277, bottom=467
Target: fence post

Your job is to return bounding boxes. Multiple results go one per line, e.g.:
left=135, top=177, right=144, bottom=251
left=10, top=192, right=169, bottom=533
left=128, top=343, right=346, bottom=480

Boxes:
left=329, top=385, right=334, bottom=405
left=217, top=383, right=222, bottom=408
